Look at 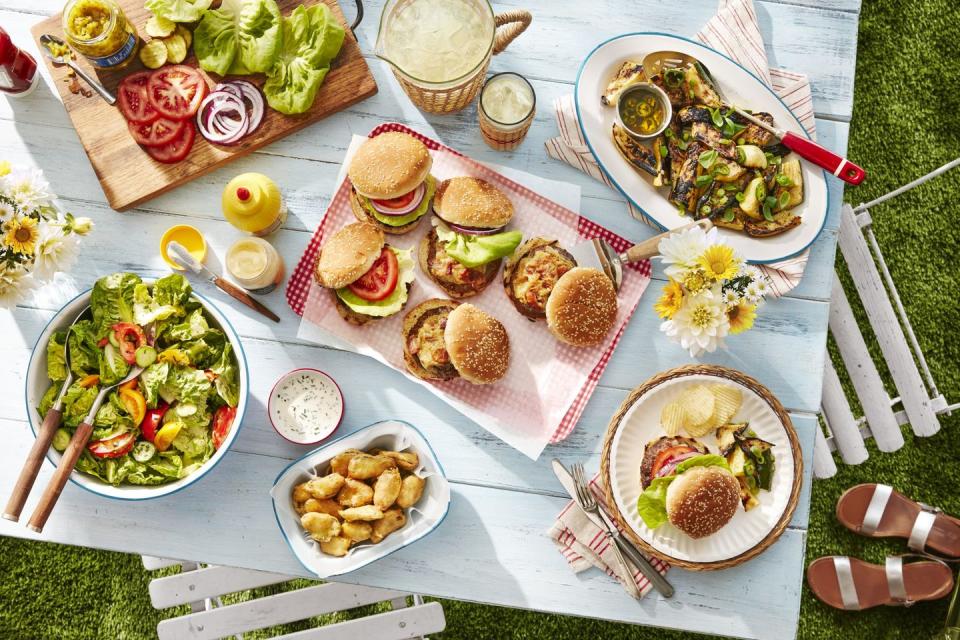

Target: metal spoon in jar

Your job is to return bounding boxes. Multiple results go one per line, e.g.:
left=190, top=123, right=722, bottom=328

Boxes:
left=39, top=34, right=116, bottom=105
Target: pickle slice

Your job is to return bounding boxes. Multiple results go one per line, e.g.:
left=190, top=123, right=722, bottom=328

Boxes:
left=163, top=34, right=187, bottom=64
left=145, top=15, right=176, bottom=38
left=175, top=24, right=192, bottom=49
left=139, top=39, right=168, bottom=69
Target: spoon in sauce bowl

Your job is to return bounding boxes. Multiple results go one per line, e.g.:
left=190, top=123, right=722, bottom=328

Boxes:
left=39, top=34, right=116, bottom=105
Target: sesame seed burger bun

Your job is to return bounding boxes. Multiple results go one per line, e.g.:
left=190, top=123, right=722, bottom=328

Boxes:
left=444, top=304, right=510, bottom=384
left=348, top=132, right=433, bottom=200
left=545, top=267, right=619, bottom=347
left=314, top=222, right=385, bottom=289
left=350, top=190, right=426, bottom=235
left=665, top=465, right=741, bottom=539
left=434, top=177, right=514, bottom=229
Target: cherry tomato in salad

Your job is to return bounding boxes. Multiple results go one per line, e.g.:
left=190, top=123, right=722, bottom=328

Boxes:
left=112, top=322, right=146, bottom=365
left=212, top=406, right=236, bottom=450
left=127, top=116, right=186, bottom=147
left=88, top=432, right=136, bottom=459
left=154, top=421, right=182, bottom=452
left=118, top=71, right=159, bottom=124
left=97, top=337, right=109, bottom=348
left=650, top=445, right=697, bottom=479
left=371, top=188, right=417, bottom=209
left=141, top=403, right=169, bottom=444
left=347, top=248, right=399, bottom=302
left=77, top=374, right=100, bottom=388
left=119, top=388, right=147, bottom=427
left=145, top=124, right=196, bottom=164
left=147, top=65, right=208, bottom=120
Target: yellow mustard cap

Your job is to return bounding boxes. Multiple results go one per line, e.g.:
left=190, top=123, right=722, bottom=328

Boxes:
left=160, top=225, right=207, bottom=270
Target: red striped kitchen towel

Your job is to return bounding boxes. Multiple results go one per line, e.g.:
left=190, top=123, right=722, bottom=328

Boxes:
left=545, top=0, right=816, bottom=297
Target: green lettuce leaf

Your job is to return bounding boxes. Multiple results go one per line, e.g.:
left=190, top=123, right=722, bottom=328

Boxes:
left=67, top=320, right=100, bottom=377
left=133, top=283, right=180, bottom=327
left=195, top=0, right=282, bottom=76
left=165, top=308, right=210, bottom=342
left=434, top=221, right=523, bottom=268
left=263, top=3, right=344, bottom=114
left=90, top=273, right=140, bottom=336
left=140, top=362, right=170, bottom=409
left=635, top=454, right=731, bottom=529
left=98, top=342, right=130, bottom=386
left=360, top=176, right=436, bottom=228
left=46, top=331, right=68, bottom=381
left=153, top=273, right=192, bottom=308
left=209, top=343, right=239, bottom=407
left=335, top=248, right=416, bottom=317
left=145, top=0, right=213, bottom=23
left=62, top=384, right=98, bottom=428
left=162, top=367, right=212, bottom=406
left=38, top=384, right=59, bottom=417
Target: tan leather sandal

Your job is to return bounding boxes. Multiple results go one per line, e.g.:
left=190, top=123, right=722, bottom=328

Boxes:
left=836, top=484, right=960, bottom=559
left=807, top=554, right=954, bottom=610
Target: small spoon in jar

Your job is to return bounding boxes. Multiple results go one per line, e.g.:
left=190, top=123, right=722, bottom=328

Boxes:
left=39, top=34, right=116, bottom=105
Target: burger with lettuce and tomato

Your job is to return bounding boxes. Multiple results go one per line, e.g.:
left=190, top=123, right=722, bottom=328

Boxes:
left=314, top=222, right=416, bottom=325
left=347, top=132, right=437, bottom=235
left=420, top=177, right=523, bottom=298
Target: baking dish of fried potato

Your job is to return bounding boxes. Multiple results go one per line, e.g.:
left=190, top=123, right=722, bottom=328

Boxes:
left=271, top=420, right=450, bottom=578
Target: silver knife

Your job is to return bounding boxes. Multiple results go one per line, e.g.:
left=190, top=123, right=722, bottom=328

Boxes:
left=551, top=459, right=675, bottom=598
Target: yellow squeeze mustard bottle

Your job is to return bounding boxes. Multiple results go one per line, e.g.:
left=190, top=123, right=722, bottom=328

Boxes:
left=222, top=173, right=286, bottom=236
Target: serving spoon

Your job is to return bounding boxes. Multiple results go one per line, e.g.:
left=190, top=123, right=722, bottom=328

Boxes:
left=642, top=50, right=866, bottom=185
left=39, top=34, right=116, bottom=105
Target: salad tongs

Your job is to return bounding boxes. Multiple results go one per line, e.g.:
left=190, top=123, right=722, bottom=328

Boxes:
left=26, top=364, right=144, bottom=533
left=3, top=307, right=89, bottom=523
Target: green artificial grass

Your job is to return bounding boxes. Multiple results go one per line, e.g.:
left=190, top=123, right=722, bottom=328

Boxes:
left=2, top=0, right=959, bottom=638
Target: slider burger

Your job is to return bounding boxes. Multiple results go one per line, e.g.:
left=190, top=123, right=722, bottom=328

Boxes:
left=314, top=222, right=416, bottom=325
left=421, top=177, right=523, bottom=298
left=402, top=299, right=510, bottom=384
left=348, top=132, right=437, bottom=234
left=636, top=435, right=741, bottom=539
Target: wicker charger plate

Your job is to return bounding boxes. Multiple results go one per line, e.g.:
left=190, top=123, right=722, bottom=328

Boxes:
left=600, top=365, right=803, bottom=570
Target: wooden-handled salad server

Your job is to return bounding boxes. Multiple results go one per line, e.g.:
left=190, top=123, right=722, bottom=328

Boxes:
left=3, top=307, right=88, bottom=523
left=26, top=364, right=144, bottom=533
left=642, top=50, right=867, bottom=186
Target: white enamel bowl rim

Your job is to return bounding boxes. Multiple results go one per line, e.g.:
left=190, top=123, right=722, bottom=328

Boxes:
left=575, top=31, right=830, bottom=264
left=24, top=282, right=249, bottom=500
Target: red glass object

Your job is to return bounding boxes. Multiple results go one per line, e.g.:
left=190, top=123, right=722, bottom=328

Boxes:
left=0, top=27, right=38, bottom=96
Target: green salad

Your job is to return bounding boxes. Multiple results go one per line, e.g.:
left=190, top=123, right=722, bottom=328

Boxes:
left=38, top=272, right=241, bottom=486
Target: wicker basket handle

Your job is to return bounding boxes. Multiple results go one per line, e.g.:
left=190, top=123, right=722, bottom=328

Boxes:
left=492, top=10, right=532, bottom=55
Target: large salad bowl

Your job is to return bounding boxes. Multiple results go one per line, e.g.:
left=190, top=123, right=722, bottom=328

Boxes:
left=24, top=279, right=249, bottom=500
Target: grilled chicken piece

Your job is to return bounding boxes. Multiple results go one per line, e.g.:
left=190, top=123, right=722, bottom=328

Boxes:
left=652, top=135, right=670, bottom=187
left=713, top=155, right=746, bottom=182
left=650, top=69, right=692, bottom=108
left=762, top=142, right=791, bottom=157
left=612, top=124, right=658, bottom=177
left=732, top=111, right=776, bottom=146
left=695, top=181, right=737, bottom=220
left=686, top=62, right=723, bottom=108
left=677, top=105, right=712, bottom=125
left=666, top=123, right=687, bottom=186
left=744, top=210, right=801, bottom=237
left=713, top=209, right=746, bottom=231
left=601, top=60, right=646, bottom=106
left=669, top=142, right=702, bottom=213
left=691, top=122, right=737, bottom=160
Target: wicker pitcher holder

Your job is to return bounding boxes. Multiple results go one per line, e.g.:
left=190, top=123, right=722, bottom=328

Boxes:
left=391, top=10, right=532, bottom=114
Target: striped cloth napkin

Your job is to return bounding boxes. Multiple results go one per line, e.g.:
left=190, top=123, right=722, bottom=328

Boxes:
left=544, top=0, right=817, bottom=296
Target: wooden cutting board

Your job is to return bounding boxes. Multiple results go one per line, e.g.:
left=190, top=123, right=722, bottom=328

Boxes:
left=31, top=0, right=377, bottom=211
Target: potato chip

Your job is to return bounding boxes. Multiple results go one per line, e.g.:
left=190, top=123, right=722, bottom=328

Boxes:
left=710, top=384, right=742, bottom=426
left=660, top=401, right=688, bottom=436
left=677, top=385, right=715, bottom=434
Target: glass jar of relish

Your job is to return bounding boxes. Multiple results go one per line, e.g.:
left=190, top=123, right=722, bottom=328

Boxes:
left=62, top=0, right=139, bottom=69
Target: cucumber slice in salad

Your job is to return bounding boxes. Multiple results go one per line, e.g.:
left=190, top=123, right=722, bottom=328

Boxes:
left=52, top=428, right=70, bottom=452
left=135, top=345, right=157, bottom=368
left=132, top=441, right=156, bottom=463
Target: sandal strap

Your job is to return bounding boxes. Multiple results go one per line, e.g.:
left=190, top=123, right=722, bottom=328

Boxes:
left=908, top=507, right=939, bottom=553
left=833, top=556, right=861, bottom=610
left=885, top=556, right=910, bottom=604
left=862, top=484, right=893, bottom=535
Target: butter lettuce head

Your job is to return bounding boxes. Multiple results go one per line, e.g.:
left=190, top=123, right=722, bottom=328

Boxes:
left=636, top=454, right=730, bottom=529
left=359, top=175, right=436, bottom=228
left=91, top=272, right=140, bottom=335
left=434, top=220, right=522, bottom=268
left=263, top=3, right=345, bottom=114
left=145, top=0, right=213, bottom=23
left=335, top=248, right=415, bottom=317
left=195, top=0, right=283, bottom=76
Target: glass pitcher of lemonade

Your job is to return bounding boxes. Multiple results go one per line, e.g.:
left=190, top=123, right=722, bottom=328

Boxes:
left=375, top=0, right=531, bottom=114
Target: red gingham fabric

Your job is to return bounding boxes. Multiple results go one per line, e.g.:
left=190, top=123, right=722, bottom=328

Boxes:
left=287, top=123, right=651, bottom=444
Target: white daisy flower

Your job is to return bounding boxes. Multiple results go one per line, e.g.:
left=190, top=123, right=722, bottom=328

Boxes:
left=661, top=290, right=730, bottom=357
left=721, top=288, right=740, bottom=306
left=0, top=199, right=16, bottom=223
left=658, top=225, right=709, bottom=279
left=744, top=281, right=762, bottom=303
left=33, top=223, right=79, bottom=280
left=754, top=277, right=770, bottom=299
left=0, top=263, right=35, bottom=309
left=6, top=167, right=52, bottom=209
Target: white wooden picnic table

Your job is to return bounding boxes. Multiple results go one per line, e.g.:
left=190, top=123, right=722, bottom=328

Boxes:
left=0, top=0, right=861, bottom=637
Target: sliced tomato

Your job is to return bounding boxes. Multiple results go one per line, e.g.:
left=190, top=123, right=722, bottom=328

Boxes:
left=97, top=337, right=109, bottom=348
left=146, top=124, right=196, bottom=164
left=127, top=117, right=186, bottom=147
left=141, top=403, right=170, bottom=443
left=347, top=248, right=399, bottom=302
left=119, top=388, right=147, bottom=427
left=147, top=65, right=208, bottom=120
left=212, top=406, right=237, bottom=450
left=154, top=421, right=182, bottom=452
left=650, top=445, right=697, bottom=479
left=118, top=71, right=159, bottom=124
left=371, top=189, right=417, bottom=209
left=78, top=374, right=100, bottom=388
left=88, top=432, right=136, bottom=459
left=112, top=322, right=146, bottom=365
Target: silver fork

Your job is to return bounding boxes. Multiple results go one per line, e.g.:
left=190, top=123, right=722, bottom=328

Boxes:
left=571, top=462, right=675, bottom=599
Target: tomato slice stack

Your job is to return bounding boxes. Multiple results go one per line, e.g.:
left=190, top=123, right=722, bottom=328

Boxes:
left=117, top=65, right=208, bottom=164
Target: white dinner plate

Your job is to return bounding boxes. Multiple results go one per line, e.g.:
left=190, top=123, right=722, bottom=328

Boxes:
left=604, top=368, right=802, bottom=569
left=575, top=32, right=829, bottom=263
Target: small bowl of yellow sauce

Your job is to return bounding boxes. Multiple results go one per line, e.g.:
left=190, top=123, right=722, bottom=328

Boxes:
left=615, top=83, right=671, bottom=140
left=160, top=225, right=207, bottom=271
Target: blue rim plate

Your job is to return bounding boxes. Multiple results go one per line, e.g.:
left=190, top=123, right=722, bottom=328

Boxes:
left=574, top=32, right=829, bottom=264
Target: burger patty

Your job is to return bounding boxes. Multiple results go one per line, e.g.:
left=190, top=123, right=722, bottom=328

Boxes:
left=407, top=306, right=458, bottom=379
left=640, top=436, right=708, bottom=488
left=504, top=242, right=576, bottom=318
left=425, top=229, right=499, bottom=296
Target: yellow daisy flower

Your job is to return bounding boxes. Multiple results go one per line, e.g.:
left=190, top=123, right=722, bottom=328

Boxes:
left=654, top=279, right=684, bottom=319
left=0, top=160, right=10, bottom=177
left=727, top=301, right=757, bottom=335
left=698, top=244, right=741, bottom=281
left=4, top=216, right=39, bottom=255
left=681, top=268, right=709, bottom=295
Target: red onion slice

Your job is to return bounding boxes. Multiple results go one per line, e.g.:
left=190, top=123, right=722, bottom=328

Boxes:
left=197, top=92, right=248, bottom=145
left=446, top=222, right=506, bottom=236
left=227, top=80, right=265, bottom=135
left=369, top=182, right=426, bottom=216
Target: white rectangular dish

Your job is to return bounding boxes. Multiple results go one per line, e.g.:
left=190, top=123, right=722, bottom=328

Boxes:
left=270, top=420, right=450, bottom=578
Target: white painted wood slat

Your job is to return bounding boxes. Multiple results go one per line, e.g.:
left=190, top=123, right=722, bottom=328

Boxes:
left=142, top=555, right=184, bottom=571
left=156, top=582, right=406, bottom=640
left=812, top=419, right=838, bottom=479
left=150, top=565, right=298, bottom=609
left=828, top=274, right=904, bottom=451
left=821, top=358, right=868, bottom=465
left=837, top=205, right=940, bottom=436
left=275, top=603, right=446, bottom=640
